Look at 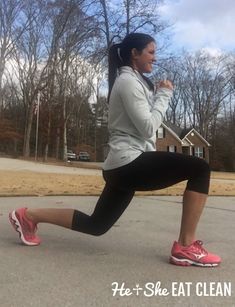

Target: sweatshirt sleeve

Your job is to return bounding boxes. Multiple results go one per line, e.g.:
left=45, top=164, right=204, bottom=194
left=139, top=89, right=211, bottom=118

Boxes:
left=118, top=77, right=173, bottom=139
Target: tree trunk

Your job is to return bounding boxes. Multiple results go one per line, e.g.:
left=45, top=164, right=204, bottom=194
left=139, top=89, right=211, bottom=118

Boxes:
left=43, top=112, right=51, bottom=162
left=62, top=98, right=68, bottom=162
left=55, top=127, right=60, bottom=159
left=23, top=103, right=34, bottom=157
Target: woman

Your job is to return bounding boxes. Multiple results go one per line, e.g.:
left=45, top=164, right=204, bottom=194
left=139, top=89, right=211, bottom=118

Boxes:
left=9, top=33, right=221, bottom=267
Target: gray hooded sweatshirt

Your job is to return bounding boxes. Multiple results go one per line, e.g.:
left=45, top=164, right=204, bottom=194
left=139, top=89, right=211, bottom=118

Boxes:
left=103, top=66, right=173, bottom=170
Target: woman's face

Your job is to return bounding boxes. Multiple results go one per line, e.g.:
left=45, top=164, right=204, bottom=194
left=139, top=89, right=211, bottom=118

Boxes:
left=132, top=41, right=156, bottom=74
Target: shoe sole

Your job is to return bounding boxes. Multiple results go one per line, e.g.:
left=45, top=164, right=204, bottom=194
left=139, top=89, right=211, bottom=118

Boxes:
left=170, top=256, right=220, bottom=267
left=9, top=211, right=40, bottom=246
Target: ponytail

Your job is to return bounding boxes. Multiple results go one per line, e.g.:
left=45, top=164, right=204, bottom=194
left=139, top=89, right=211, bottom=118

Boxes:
left=108, top=43, right=123, bottom=102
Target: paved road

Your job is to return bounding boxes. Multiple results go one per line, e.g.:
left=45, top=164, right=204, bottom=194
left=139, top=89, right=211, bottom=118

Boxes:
left=0, top=195, right=234, bottom=307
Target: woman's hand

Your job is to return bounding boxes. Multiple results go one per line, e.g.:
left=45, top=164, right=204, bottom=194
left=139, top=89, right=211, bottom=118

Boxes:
left=156, top=80, right=174, bottom=91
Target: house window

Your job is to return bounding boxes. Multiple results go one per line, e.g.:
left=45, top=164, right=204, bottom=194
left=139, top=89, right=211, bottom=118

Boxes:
left=157, top=127, right=164, bottom=138
left=194, top=146, right=204, bottom=158
left=168, top=145, right=177, bottom=152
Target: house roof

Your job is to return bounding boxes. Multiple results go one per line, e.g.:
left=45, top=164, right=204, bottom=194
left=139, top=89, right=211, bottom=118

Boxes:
left=162, top=121, right=211, bottom=146
left=161, top=122, right=183, bottom=143
left=182, top=128, right=211, bottom=146
left=163, top=121, right=183, bottom=137
left=180, top=128, right=193, bottom=139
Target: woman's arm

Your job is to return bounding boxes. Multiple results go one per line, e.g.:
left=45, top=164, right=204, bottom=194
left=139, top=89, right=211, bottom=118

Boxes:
left=118, top=78, right=173, bottom=139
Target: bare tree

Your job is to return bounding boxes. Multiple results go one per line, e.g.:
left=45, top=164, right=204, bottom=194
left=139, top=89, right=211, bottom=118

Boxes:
left=152, top=56, right=185, bottom=126
left=177, top=51, right=232, bottom=139
left=123, top=0, right=167, bottom=35
left=87, top=0, right=170, bottom=57
left=12, top=1, right=48, bottom=157
left=48, top=0, right=98, bottom=161
left=0, top=0, right=26, bottom=113
left=212, top=53, right=235, bottom=170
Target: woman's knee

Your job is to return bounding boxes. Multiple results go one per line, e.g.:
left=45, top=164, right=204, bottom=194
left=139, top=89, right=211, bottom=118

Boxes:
left=186, top=158, right=211, bottom=194
left=92, top=228, right=109, bottom=236
left=90, top=220, right=112, bottom=236
left=71, top=211, right=112, bottom=235
left=195, top=158, right=211, bottom=176
left=81, top=214, right=114, bottom=236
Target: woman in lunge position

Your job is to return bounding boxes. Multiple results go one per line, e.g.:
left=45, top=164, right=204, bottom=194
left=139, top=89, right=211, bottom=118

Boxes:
left=9, top=33, right=221, bottom=267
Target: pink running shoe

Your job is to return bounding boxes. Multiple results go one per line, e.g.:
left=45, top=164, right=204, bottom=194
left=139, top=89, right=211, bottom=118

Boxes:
left=9, top=207, right=41, bottom=246
left=170, top=240, right=221, bottom=267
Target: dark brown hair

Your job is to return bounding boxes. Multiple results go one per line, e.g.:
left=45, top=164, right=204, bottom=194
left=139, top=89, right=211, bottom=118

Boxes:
left=108, top=33, right=155, bottom=101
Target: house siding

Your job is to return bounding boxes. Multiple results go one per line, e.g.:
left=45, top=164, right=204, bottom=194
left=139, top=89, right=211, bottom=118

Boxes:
left=155, top=125, right=210, bottom=163
left=156, top=128, right=182, bottom=153
left=185, top=133, right=210, bottom=163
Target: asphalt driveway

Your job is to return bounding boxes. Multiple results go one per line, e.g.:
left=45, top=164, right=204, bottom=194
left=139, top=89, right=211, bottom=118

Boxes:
left=0, top=195, right=234, bottom=307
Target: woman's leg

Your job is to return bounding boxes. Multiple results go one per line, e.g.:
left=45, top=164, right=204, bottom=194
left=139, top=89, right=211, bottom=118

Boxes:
left=112, top=152, right=211, bottom=247
left=26, top=184, right=134, bottom=235
left=9, top=183, right=135, bottom=245
left=71, top=184, right=135, bottom=236
left=114, top=152, right=220, bottom=266
left=178, top=190, right=207, bottom=246
left=26, top=208, right=74, bottom=229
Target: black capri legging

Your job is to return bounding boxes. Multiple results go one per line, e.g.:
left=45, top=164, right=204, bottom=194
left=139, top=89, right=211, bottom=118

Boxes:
left=72, top=152, right=210, bottom=236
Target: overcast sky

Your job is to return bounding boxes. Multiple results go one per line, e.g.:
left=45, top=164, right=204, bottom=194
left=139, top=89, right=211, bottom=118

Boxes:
left=159, top=0, right=235, bottom=54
